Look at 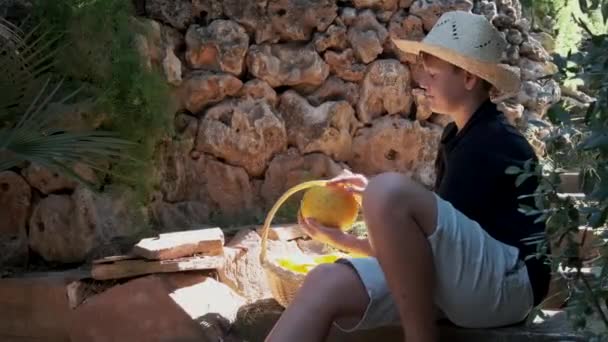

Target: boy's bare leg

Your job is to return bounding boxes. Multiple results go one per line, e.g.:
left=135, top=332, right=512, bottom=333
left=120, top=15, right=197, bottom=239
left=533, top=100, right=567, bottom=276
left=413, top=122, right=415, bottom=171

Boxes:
left=266, top=172, right=439, bottom=342
left=265, top=262, right=370, bottom=342
left=363, top=172, right=439, bottom=342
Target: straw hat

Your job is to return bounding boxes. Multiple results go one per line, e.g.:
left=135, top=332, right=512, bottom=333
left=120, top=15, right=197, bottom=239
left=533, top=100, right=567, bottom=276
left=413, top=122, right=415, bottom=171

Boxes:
left=392, top=11, right=520, bottom=95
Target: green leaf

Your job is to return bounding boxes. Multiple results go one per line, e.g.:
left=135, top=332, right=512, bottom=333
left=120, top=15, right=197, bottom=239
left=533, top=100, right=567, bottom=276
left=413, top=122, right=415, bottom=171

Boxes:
left=547, top=105, right=572, bottom=125
left=524, top=159, right=533, bottom=172
left=579, top=0, right=589, bottom=13
left=524, top=252, right=541, bottom=260
left=519, top=204, right=535, bottom=212
left=516, top=173, right=533, bottom=187
left=590, top=184, right=608, bottom=201
left=588, top=207, right=608, bottom=228
left=0, top=20, right=62, bottom=120
left=546, top=212, right=568, bottom=233
left=505, top=165, right=522, bottom=175
left=579, top=206, right=598, bottom=214
left=582, top=168, right=598, bottom=195
left=588, top=167, right=608, bottom=201
left=568, top=206, right=580, bottom=222
left=0, top=17, right=137, bottom=183
left=518, top=204, right=541, bottom=216
left=0, top=20, right=23, bottom=57
left=518, top=191, right=551, bottom=200
left=534, top=213, right=548, bottom=224
left=534, top=191, right=546, bottom=210
left=578, top=131, right=608, bottom=150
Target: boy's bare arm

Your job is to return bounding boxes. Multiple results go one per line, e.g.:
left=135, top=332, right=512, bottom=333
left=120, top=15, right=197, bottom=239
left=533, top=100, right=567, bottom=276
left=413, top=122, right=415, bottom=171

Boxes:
left=330, top=234, right=374, bottom=257
left=298, top=212, right=374, bottom=256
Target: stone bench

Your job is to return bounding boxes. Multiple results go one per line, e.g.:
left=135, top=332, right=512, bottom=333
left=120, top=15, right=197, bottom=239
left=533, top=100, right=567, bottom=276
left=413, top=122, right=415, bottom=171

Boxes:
left=0, top=267, right=596, bottom=342
left=231, top=299, right=588, bottom=342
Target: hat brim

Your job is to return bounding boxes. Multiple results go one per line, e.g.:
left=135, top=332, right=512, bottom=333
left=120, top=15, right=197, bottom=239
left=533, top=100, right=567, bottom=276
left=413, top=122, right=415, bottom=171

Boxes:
left=392, top=38, right=521, bottom=95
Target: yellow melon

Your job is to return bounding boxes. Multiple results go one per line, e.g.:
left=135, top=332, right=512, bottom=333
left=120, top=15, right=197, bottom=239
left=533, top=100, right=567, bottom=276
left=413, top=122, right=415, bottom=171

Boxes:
left=260, top=180, right=362, bottom=284
left=260, top=179, right=360, bottom=255
left=300, top=186, right=359, bottom=231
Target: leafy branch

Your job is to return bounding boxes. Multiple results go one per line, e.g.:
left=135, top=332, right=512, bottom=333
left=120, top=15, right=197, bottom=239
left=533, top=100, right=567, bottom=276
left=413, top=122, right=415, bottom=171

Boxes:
left=517, top=0, right=608, bottom=335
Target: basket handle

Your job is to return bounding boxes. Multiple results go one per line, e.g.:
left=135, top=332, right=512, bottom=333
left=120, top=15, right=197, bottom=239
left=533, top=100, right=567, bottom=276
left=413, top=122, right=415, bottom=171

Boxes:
left=259, top=180, right=329, bottom=265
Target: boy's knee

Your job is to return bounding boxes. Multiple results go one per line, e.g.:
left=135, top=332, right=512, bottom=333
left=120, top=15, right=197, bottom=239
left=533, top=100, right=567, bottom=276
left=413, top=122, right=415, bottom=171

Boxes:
left=363, top=172, right=416, bottom=217
left=304, top=263, right=357, bottom=289
left=301, top=263, right=366, bottom=300
left=302, top=262, right=369, bottom=316
left=362, top=172, right=436, bottom=236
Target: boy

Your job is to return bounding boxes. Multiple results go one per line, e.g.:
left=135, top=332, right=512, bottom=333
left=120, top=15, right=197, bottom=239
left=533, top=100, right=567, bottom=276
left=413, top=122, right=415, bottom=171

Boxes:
left=266, top=11, right=551, bottom=342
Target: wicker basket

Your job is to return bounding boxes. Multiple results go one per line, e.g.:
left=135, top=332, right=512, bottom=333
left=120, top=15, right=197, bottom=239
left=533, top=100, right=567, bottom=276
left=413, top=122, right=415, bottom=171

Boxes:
left=258, top=180, right=330, bottom=307
left=259, top=241, right=307, bottom=308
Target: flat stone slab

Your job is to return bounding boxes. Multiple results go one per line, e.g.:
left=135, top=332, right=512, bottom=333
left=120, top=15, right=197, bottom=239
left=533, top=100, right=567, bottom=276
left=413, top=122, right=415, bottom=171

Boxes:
left=132, top=227, right=224, bottom=260
left=69, top=274, right=218, bottom=342
left=91, top=255, right=224, bottom=280
left=0, top=270, right=88, bottom=341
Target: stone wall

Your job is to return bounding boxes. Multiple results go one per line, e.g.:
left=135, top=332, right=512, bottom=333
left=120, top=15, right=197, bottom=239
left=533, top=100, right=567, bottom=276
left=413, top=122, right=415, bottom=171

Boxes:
left=0, top=0, right=560, bottom=268
left=144, top=0, right=559, bottom=223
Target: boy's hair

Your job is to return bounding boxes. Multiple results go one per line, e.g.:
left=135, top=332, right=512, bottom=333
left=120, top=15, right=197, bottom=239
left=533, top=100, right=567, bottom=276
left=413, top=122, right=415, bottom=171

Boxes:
left=420, top=52, right=493, bottom=92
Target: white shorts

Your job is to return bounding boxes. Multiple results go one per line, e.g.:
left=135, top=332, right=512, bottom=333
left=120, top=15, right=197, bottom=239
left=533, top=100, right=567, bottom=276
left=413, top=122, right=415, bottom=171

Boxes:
left=334, top=193, right=534, bottom=332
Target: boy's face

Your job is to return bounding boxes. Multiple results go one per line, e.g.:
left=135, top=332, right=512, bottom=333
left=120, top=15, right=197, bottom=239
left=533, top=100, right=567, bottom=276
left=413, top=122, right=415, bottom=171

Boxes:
left=418, top=54, right=472, bottom=115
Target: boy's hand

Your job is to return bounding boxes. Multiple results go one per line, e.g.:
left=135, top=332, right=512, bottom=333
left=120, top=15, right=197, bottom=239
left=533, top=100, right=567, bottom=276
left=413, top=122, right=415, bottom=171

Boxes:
left=297, top=210, right=374, bottom=257
left=297, top=210, right=347, bottom=247
left=327, top=169, right=368, bottom=195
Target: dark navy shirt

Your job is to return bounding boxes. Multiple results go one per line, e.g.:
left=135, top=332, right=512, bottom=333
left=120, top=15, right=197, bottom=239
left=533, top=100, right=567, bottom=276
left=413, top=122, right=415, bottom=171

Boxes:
left=434, top=99, right=551, bottom=306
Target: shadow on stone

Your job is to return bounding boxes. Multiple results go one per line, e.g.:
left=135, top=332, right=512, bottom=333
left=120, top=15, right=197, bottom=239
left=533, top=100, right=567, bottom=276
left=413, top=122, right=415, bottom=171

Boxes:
left=228, top=299, right=587, bottom=342
left=229, top=298, right=403, bottom=341
left=194, top=312, right=233, bottom=340
left=231, top=298, right=284, bottom=339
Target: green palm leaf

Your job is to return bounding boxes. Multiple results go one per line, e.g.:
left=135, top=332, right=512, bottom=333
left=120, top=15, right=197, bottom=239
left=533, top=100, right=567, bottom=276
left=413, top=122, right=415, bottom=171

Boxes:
left=0, top=18, right=137, bottom=188
left=1, top=18, right=62, bottom=123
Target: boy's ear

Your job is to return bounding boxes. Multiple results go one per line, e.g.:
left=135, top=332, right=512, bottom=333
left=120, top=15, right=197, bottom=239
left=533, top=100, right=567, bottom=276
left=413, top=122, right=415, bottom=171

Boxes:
left=463, top=71, right=479, bottom=91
